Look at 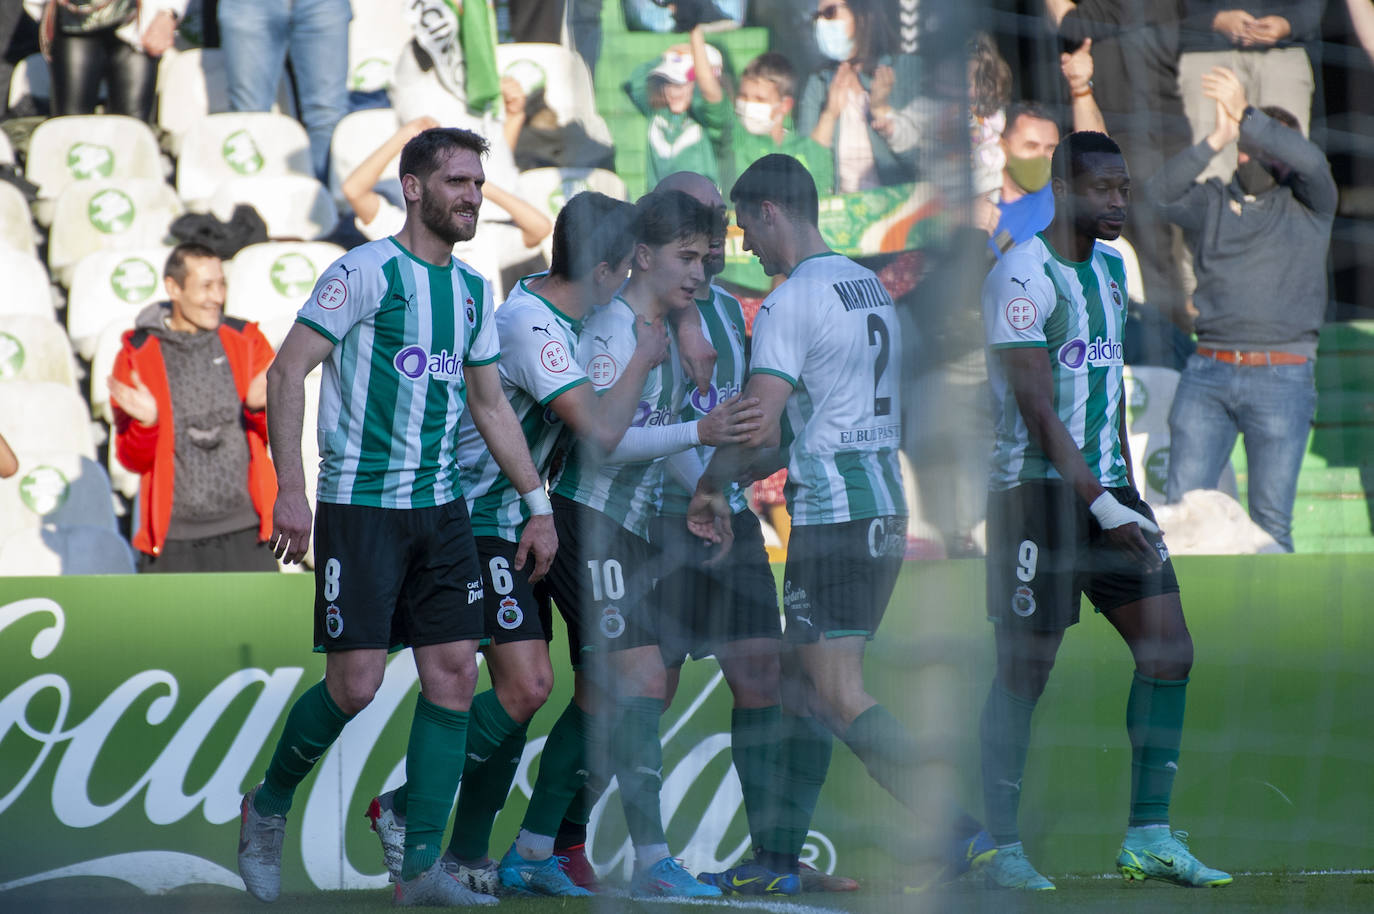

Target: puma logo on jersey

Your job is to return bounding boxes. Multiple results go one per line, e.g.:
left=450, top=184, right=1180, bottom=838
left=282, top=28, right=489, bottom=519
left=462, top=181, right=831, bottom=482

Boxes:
left=758, top=303, right=774, bottom=314
left=1010, top=276, right=1031, bottom=291
left=531, top=324, right=551, bottom=336
left=339, top=264, right=358, bottom=281
left=593, top=334, right=613, bottom=347
left=388, top=292, right=415, bottom=311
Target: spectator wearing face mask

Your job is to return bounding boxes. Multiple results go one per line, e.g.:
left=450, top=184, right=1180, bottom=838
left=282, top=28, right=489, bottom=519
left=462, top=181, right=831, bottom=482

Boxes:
left=796, top=0, right=923, bottom=192
left=986, top=101, right=1061, bottom=256
left=732, top=52, right=833, bottom=196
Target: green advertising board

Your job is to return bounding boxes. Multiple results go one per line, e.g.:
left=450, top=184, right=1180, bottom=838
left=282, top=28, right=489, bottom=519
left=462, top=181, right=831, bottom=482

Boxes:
left=1, top=557, right=1371, bottom=899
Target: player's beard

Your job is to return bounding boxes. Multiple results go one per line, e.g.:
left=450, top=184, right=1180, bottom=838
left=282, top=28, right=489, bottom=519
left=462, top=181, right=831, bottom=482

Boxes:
left=420, top=191, right=478, bottom=246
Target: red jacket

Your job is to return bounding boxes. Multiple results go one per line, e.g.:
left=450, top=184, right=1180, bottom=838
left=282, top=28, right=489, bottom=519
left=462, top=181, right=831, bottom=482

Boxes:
left=112, top=316, right=277, bottom=557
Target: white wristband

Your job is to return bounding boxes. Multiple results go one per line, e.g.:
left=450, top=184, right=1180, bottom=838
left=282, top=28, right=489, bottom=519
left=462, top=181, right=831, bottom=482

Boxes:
left=521, top=485, right=553, bottom=517
left=1089, top=491, right=1158, bottom=534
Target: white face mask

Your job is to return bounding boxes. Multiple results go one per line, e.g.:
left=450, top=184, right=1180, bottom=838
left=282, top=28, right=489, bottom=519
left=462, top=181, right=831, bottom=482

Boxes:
left=815, top=18, right=855, bottom=62
left=736, top=99, right=779, bottom=136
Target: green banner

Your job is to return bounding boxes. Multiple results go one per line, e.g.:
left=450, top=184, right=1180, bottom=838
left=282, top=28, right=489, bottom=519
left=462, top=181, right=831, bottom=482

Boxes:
left=1, top=557, right=1371, bottom=897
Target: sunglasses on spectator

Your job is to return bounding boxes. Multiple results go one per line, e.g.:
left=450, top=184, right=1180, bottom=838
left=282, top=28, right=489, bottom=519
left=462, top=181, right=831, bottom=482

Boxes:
left=814, top=3, right=848, bottom=21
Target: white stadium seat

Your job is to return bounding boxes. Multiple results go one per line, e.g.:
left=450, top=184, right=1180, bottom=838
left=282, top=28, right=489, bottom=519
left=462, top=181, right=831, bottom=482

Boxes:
left=0, top=181, right=39, bottom=258
left=66, top=247, right=173, bottom=359
left=348, top=0, right=413, bottom=95
left=26, top=115, right=164, bottom=226
left=328, top=107, right=402, bottom=210
left=0, top=451, right=119, bottom=536
left=7, top=53, right=49, bottom=114
left=89, top=318, right=132, bottom=425
left=0, top=130, right=13, bottom=167
left=210, top=174, right=339, bottom=241
left=516, top=167, right=628, bottom=262
left=0, top=248, right=56, bottom=319
left=0, top=380, right=95, bottom=459
left=496, top=43, right=614, bottom=149
left=47, top=178, right=182, bottom=287
left=0, top=314, right=79, bottom=390
left=156, top=48, right=296, bottom=156
left=176, top=112, right=313, bottom=210
left=0, top=525, right=135, bottom=575
left=224, top=241, right=345, bottom=324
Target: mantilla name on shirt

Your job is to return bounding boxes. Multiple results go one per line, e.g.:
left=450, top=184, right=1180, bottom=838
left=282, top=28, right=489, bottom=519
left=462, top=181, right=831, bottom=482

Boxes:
left=833, top=277, right=890, bottom=313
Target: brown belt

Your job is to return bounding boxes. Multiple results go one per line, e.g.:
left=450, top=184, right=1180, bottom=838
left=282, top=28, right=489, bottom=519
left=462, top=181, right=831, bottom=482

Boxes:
left=1196, top=346, right=1309, bottom=366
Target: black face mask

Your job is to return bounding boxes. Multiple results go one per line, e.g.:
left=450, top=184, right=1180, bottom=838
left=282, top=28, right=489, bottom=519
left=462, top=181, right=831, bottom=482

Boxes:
left=1236, top=158, right=1278, bottom=196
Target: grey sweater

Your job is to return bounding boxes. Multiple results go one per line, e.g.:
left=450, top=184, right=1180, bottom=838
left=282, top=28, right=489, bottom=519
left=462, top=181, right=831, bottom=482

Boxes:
left=1146, top=107, right=1336, bottom=358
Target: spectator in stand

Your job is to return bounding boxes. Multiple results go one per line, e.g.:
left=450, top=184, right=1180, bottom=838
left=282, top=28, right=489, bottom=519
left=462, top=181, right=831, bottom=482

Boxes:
left=500, top=64, right=615, bottom=171
left=981, top=101, right=1059, bottom=256
left=732, top=52, right=833, bottom=195
left=1175, top=0, right=1323, bottom=182
left=27, top=0, right=182, bottom=123
left=1149, top=67, right=1336, bottom=552
left=0, top=430, right=17, bottom=478
left=340, top=116, right=551, bottom=301
left=109, top=243, right=278, bottom=572
left=797, top=0, right=921, bottom=192
left=968, top=31, right=1012, bottom=199
left=217, top=0, right=350, bottom=183
left=624, top=24, right=730, bottom=186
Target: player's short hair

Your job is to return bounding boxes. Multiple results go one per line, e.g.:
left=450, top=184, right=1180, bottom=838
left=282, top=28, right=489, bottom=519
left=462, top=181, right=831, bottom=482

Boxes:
left=549, top=191, right=638, bottom=280
left=399, top=127, right=490, bottom=183
left=1051, top=130, right=1123, bottom=185
left=163, top=242, right=220, bottom=285
left=1004, top=101, right=1058, bottom=138
left=741, top=51, right=796, bottom=100
left=633, top=188, right=716, bottom=249
left=730, top=153, right=819, bottom=226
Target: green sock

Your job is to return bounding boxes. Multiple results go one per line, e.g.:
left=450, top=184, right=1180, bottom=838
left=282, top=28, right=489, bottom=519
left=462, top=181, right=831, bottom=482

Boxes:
left=772, top=713, right=832, bottom=860
left=979, top=682, right=1037, bottom=845
left=1126, top=673, right=1187, bottom=827
left=731, top=705, right=782, bottom=853
left=520, top=699, right=592, bottom=838
left=841, top=704, right=926, bottom=812
left=392, top=783, right=408, bottom=817
left=401, top=694, right=469, bottom=881
left=254, top=681, right=353, bottom=818
left=610, top=696, right=668, bottom=848
left=447, top=690, right=528, bottom=861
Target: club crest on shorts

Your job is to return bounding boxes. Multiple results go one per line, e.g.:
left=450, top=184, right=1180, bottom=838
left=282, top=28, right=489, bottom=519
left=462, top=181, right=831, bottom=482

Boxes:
left=325, top=604, right=344, bottom=638
left=1011, top=586, right=1037, bottom=618
left=600, top=606, right=626, bottom=638
left=498, top=596, right=524, bottom=630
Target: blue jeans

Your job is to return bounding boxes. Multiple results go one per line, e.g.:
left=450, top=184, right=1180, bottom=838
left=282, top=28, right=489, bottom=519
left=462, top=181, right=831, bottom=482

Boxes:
left=1166, top=352, right=1317, bottom=552
left=218, top=0, right=351, bottom=182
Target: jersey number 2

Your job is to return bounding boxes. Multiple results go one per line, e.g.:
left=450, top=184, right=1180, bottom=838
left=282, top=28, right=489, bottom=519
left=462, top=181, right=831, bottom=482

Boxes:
left=868, top=313, right=891, bottom=417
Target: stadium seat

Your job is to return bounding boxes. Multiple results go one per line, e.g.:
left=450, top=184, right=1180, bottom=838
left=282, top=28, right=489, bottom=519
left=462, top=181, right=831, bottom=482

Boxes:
left=328, top=107, right=402, bottom=210
left=0, top=130, right=13, bottom=167
left=0, top=314, right=79, bottom=390
left=0, top=450, right=119, bottom=535
left=47, top=178, right=183, bottom=287
left=7, top=53, right=50, bottom=114
left=0, top=181, right=39, bottom=258
left=66, top=247, right=173, bottom=359
left=176, top=112, right=314, bottom=211
left=0, top=380, right=95, bottom=459
left=496, top=43, right=615, bottom=149
left=516, top=167, right=628, bottom=261
left=224, top=241, right=345, bottom=324
left=26, top=115, right=165, bottom=227
left=156, top=48, right=296, bottom=157
left=0, top=248, right=56, bottom=319
left=0, top=525, right=136, bottom=575
left=348, top=0, right=413, bottom=95
left=209, top=174, right=339, bottom=240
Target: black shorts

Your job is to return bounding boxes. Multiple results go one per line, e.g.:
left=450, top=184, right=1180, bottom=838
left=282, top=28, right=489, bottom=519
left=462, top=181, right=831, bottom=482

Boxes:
left=985, top=481, right=1181, bottom=632
left=649, top=509, right=781, bottom=667
left=782, top=516, right=907, bottom=644
left=543, top=494, right=657, bottom=665
left=475, top=536, right=554, bottom=645
left=312, top=499, right=485, bottom=652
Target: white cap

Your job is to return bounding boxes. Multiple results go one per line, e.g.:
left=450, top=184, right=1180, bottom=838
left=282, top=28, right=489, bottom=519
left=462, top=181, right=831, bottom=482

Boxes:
left=649, top=43, right=724, bottom=85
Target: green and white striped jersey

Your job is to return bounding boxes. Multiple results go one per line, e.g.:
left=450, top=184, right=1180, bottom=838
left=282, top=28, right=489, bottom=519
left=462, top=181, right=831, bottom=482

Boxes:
left=458, top=276, right=589, bottom=541
left=749, top=252, right=906, bottom=526
left=551, top=295, right=681, bottom=539
left=296, top=237, right=500, bottom=508
left=982, top=232, right=1129, bottom=490
left=660, top=284, right=750, bottom=517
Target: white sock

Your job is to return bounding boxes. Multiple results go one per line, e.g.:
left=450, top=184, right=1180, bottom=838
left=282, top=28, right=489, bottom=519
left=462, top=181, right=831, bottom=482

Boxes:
left=515, top=829, right=555, bottom=861
left=1125, top=824, right=1170, bottom=846
left=636, top=843, right=671, bottom=871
